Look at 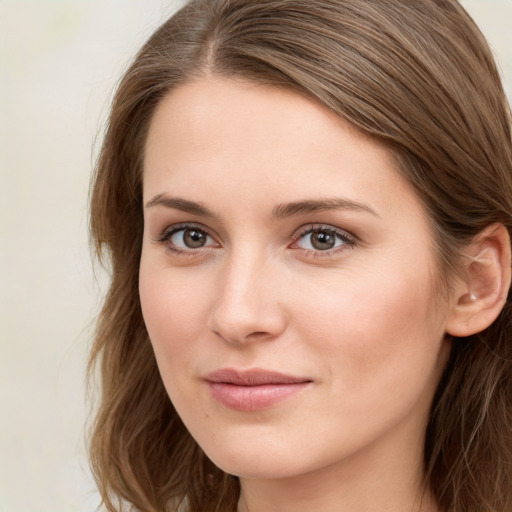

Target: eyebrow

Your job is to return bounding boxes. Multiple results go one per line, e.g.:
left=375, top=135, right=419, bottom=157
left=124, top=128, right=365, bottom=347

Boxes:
left=145, top=194, right=379, bottom=219
left=145, top=194, right=217, bottom=217
left=272, top=197, right=379, bottom=219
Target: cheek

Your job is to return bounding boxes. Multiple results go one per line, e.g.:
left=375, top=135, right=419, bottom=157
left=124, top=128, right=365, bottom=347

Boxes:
left=292, top=262, right=447, bottom=393
left=284, top=266, right=449, bottom=459
left=139, top=261, right=210, bottom=371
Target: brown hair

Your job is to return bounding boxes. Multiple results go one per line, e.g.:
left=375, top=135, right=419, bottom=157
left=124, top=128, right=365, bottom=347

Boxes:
left=88, top=1, right=512, bottom=511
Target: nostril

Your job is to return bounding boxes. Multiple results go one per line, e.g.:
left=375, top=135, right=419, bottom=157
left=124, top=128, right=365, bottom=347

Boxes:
left=242, top=331, right=271, bottom=342
left=211, top=327, right=276, bottom=345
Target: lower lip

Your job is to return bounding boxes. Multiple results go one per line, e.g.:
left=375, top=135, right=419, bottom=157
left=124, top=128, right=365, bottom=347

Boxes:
left=207, top=382, right=310, bottom=411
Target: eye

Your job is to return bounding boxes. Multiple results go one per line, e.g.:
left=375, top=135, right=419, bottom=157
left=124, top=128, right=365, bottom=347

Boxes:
left=171, top=228, right=210, bottom=249
left=293, top=225, right=354, bottom=253
left=158, top=225, right=219, bottom=252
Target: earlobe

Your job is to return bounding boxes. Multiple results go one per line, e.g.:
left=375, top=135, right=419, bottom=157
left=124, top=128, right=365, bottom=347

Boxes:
left=446, top=223, right=511, bottom=338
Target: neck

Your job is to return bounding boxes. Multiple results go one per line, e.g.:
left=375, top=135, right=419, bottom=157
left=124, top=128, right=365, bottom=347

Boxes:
left=237, top=417, right=439, bottom=512
left=238, top=462, right=438, bottom=512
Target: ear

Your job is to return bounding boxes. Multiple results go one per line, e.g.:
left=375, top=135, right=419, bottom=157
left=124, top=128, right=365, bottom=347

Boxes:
left=446, top=223, right=511, bottom=337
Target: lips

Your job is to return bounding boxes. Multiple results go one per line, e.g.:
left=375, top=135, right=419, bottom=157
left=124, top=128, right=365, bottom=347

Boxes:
left=204, top=368, right=312, bottom=411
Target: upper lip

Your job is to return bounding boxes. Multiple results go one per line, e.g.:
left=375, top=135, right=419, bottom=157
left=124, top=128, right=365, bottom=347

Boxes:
left=204, top=368, right=312, bottom=386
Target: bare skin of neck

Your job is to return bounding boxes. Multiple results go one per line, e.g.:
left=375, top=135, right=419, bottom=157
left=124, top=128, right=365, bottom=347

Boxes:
left=237, top=464, right=439, bottom=512
left=236, top=416, right=440, bottom=512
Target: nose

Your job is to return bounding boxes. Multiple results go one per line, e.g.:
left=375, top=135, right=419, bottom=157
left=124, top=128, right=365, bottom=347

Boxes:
left=207, top=250, right=287, bottom=345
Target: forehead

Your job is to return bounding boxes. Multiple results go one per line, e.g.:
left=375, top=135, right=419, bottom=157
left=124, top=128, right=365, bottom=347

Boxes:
left=143, top=76, right=422, bottom=224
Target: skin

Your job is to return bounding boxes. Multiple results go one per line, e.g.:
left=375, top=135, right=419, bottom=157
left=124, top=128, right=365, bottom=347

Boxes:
left=139, top=76, right=455, bottom=512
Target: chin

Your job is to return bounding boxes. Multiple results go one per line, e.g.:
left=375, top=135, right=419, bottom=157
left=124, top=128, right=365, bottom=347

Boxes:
left=197, top=431, right=326, bottom=480
left=210, top=453, right=305, bottom=480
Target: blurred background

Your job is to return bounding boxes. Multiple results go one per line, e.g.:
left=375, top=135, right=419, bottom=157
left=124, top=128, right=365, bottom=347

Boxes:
left=0, top=1, right=510, bottom=511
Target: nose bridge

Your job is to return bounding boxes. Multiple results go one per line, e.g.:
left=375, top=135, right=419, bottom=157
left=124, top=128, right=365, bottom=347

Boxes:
left=208, top=244, right=285, bottom=343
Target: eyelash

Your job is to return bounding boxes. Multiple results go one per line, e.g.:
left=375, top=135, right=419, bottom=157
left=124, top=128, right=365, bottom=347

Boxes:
left=156, top=223, right=217, bottom=255
left=155, top=223, right=356, bottom=258
left=291, top=224, right=356, bottom=258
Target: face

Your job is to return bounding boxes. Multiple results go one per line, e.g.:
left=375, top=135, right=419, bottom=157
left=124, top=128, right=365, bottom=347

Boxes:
left=140, top=77, right=452, bottom=481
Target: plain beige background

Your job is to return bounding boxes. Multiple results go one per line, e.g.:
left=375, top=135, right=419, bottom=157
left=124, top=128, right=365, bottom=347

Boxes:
left=0, top=1, right=510, bottom=511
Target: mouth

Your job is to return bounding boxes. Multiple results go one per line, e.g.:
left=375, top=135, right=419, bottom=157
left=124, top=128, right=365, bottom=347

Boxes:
left=204, top=368, right=312, bottom=411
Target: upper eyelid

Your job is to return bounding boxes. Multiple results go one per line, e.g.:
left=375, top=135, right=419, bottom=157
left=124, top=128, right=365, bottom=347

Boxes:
left=291, top=223, right=356, bottom=242
left=157, top=222, right=217, bottom=242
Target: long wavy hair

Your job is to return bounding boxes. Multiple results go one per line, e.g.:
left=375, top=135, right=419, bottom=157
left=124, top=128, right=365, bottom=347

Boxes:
left=88, top=1, right=512, bottom=511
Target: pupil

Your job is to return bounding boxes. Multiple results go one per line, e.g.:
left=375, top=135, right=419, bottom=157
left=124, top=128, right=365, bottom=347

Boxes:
left=311, top=231, right=335, bottom=250
left=184, top=229, right=206, bottom=248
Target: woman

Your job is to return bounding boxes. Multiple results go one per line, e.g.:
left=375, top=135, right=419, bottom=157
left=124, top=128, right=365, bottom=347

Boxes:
left=88, top=1, right=512, bottom=511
